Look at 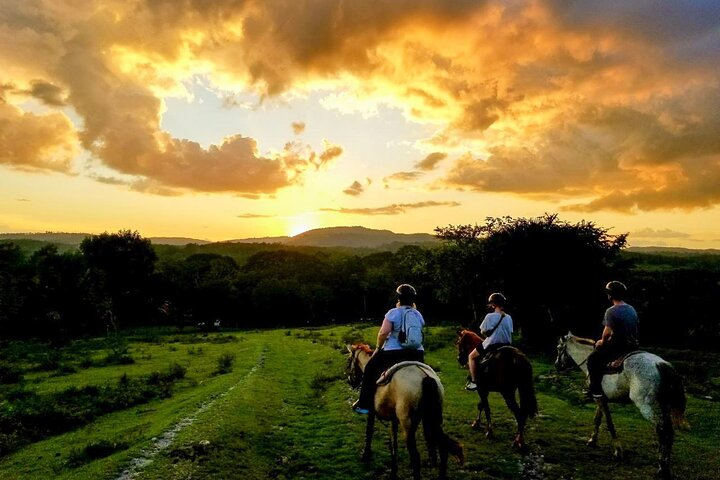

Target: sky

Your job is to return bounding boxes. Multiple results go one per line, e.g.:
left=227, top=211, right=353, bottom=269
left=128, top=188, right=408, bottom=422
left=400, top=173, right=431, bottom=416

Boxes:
left=1, top=0, right=719, bottom=247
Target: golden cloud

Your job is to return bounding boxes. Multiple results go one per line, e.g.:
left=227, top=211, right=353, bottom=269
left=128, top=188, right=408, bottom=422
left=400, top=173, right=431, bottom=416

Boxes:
left=415, top=152, right=447, bottom=171
left=343, top=181, right=364, bottom=196
left=0, top=102, right=78, bottom=172
left=322, top=201, right=460, bottom=215
left=1, top=0, right=718, bottom=208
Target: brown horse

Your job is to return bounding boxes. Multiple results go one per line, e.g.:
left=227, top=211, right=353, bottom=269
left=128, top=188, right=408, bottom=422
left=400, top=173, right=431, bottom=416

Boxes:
left=456, top=330, right=537, bottom=449
left=346, top=344, right=463, bottom=480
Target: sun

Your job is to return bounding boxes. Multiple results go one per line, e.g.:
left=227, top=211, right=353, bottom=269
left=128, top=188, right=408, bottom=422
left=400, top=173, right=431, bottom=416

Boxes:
left=287, top=213, right=320, bottom=237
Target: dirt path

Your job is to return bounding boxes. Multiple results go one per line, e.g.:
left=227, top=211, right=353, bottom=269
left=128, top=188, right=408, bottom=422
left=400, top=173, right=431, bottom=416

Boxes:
left=114, top=349, right=267, bottom=480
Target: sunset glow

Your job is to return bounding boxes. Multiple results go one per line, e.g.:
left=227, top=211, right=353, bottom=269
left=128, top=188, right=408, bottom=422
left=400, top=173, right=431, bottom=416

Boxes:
left=1, top=1, right=719, bottom=247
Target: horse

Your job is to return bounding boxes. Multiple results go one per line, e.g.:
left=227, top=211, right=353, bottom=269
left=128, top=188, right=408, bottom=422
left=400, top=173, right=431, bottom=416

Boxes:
left=555, top=332, right=689, bottom=478
left=346, top=344, right=463, bottom=480
left=455, top=330, right=537, bottom=449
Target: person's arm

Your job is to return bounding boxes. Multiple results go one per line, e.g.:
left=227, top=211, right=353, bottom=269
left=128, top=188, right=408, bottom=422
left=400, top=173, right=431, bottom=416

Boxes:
left=478, top=315, right=490, bottom=339
left=374, top=318, right=393, bottom=355
left=596, top=325, right=614, bottom=347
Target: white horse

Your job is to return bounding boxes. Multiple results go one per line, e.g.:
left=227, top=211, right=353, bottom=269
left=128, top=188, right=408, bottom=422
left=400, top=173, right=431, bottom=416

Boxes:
left=555, top=333, right=688, bottom=479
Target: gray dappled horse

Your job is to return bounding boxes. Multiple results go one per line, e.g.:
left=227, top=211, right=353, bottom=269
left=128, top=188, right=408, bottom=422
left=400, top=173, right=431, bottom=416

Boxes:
left=346, top=344, right=463, bottom=480
left=555, top=333, right=688, bottom=479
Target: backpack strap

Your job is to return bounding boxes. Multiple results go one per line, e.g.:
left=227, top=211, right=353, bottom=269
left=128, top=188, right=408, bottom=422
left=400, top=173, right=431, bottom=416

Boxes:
left=483, top=313, right=505, bottom=338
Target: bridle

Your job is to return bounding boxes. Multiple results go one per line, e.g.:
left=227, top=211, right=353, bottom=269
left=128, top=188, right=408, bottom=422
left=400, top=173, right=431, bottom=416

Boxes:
left=346, top=349, right=363, bottom=388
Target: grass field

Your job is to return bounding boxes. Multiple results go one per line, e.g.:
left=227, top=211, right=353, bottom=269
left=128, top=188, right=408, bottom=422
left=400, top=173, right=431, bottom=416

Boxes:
left=0, top=326, right=718, bottom=479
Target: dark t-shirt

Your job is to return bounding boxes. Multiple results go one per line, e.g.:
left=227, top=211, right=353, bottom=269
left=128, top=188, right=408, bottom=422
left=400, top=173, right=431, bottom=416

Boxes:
left=603, top=303, right=639, bottom=347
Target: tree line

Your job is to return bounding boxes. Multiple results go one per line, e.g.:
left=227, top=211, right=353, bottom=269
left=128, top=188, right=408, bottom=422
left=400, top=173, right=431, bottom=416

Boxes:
left=1, top=216, right=718, bottom=350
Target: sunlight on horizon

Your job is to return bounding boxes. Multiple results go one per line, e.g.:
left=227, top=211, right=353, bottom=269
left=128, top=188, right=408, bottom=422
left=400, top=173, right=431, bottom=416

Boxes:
left=287, top=212, right=321, bottom=237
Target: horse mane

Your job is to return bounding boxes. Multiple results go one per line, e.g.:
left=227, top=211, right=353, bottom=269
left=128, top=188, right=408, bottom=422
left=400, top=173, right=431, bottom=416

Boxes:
left=352, top=343, right=373, bottom=354
left=570, top=335, right=596, bottom=346
left=458, top=329, right=481, bottom=342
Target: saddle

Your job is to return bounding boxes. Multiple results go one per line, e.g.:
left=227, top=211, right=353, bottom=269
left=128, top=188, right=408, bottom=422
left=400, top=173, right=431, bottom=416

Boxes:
left=477, top=345, right=517, bottom=376
left=479, top=345, right=517, bottom=366
left=376, top=361, right=435, bottom=386
left=604, top=350, right=645, bottom=374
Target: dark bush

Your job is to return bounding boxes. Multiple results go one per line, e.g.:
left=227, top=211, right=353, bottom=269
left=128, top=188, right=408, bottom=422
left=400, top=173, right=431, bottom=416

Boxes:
left=0, top=363, right=23, bottom=384
left=214, top=353, right=235, bottom=375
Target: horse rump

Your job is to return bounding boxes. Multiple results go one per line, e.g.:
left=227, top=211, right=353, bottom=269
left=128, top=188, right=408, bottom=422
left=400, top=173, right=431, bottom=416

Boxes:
left=657, top=362, right=690, bottom=431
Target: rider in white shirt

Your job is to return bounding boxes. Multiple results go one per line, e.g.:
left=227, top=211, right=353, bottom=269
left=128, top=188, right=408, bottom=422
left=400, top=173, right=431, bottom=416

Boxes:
left=465, top=292, right=513, bottom=391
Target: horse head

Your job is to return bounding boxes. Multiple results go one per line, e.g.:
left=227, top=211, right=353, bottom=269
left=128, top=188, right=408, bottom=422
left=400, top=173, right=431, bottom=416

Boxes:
left=456, top=329, right=481, bottom=367
left=345, top=343, right=371, bottom=389
left=554, top=332, right=574, bottom=371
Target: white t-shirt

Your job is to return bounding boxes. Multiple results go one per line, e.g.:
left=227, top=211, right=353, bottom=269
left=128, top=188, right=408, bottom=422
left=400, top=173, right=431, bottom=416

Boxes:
left=382, top=306, right=425, bottom=351
left=479, top=312, right=513, bottom=349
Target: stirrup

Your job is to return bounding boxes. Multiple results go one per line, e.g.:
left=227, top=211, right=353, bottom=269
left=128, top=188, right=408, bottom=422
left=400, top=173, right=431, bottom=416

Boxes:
left=464, top=380, right=477, bottom=391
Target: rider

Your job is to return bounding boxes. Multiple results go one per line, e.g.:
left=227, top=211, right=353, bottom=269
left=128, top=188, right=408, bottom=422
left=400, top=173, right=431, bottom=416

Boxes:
left=586, top=281, right=640, bottom=399
left=465, top=292, right=513, bottom=391
left=352, top=283, right=425, bottom=414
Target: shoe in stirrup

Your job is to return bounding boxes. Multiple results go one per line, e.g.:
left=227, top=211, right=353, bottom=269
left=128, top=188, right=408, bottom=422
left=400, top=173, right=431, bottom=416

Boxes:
left=464, top=380, right=477, bottom=391
left=352, top=400, right=370, bottom=415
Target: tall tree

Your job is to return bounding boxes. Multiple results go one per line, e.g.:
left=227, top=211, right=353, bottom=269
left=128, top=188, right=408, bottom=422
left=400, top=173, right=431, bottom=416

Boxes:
left=80, top=230, right=157, bottom=329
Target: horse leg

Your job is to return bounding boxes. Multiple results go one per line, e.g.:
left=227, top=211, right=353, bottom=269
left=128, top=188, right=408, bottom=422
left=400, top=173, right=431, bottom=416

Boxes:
left=471, top=395, right=484, bottom=430
left=587, top=402, right=603, bottom=447
left=656, top=407, right=674, bottom=479
left=599, top=399, right=623, bottom=459
left=390, top=419, right=399, bottom=480
left=361, top=412, right=375, bottom=462
left=482, top=390, right=494, bottom=439
left=403, top=419, right=422, bottom=480
left=502, top=390, right=526, bottom=450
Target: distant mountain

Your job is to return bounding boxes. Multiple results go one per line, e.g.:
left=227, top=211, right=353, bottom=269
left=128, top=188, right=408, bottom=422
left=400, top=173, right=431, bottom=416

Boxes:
left=148, top=237, right=211, bottom=245
left=0, top=232, right=210, bottom=246
left=0, top=232, right=89, bottom=244
left=226, top=226, right=438, bottom=248
left=627, top=246, right=720, bottom=256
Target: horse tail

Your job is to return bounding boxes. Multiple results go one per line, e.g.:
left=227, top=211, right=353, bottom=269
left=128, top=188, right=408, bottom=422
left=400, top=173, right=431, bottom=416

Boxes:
left=516, top=355, right=538, bottom=419
left=657, top=362, right=690, bottom=431
left=420, top=376, right=464, bottom=465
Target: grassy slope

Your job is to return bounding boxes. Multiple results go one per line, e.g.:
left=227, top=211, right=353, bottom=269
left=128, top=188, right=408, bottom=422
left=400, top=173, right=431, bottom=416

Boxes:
left=1, top=327, right=718, bottom=479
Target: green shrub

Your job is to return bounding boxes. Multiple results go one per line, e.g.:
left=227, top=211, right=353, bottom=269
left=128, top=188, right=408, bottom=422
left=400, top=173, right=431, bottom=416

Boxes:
left=214, top=353, right=235, bottom=375
left=65, top=439, right=129, bottom=468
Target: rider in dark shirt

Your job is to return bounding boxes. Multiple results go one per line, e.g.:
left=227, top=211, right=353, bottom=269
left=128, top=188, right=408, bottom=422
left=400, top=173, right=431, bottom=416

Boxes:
left=587, top=281, right=640, bottom=399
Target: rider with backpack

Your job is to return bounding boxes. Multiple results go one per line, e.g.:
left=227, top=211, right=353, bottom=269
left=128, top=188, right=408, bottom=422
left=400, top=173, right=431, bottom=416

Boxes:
left=352, top=283, right=425, bottom=414
left=465, top=292, right=513, bottom=391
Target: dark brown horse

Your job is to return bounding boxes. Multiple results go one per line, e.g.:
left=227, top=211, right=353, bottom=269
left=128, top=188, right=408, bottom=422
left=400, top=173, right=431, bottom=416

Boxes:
left=347, top=344, right=463, bottom=480
left=456, top=330, right=537, bottom=449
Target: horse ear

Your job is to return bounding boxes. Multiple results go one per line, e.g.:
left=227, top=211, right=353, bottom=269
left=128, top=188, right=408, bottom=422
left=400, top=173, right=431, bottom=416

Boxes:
left=345, top=344, right=353, bottom=354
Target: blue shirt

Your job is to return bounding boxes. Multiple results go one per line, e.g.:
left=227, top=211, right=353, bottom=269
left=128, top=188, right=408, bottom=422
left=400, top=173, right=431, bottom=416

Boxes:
left=603, top=303, right=639, bottom=347
left=382, top=306, right=425, bottom=351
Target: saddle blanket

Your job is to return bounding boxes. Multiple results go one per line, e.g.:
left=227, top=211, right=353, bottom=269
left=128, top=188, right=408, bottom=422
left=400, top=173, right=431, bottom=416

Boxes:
left=376, top=361, right=436, bottom=386
left=605, top=350, right=646, bottom=374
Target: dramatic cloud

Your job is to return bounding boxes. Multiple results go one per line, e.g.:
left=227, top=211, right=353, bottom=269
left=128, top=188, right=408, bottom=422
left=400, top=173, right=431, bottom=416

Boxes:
left=292, top=122, right=306, bottom=135
left=343, top=181, right=364, bottom=196
left=322, top=201, right=460, bottom=215
left=1, top=0, right=718, bottom=209
left=416, top=152, right=447, bottom=171
left=0, top=102, right=78, bottom=172
left=384, top=171, right=424, bottom=183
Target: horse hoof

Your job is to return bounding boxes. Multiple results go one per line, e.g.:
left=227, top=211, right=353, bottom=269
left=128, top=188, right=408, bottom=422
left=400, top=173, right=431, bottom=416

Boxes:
left=586, top=437, right=597, bottom=448
left=470, top=421, right=481, bottom=430
left=613, top=448, right=624, bottom=460
left=485, top=430, right=494, bottom=440
left=361, top=450, right=372, bottom=463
